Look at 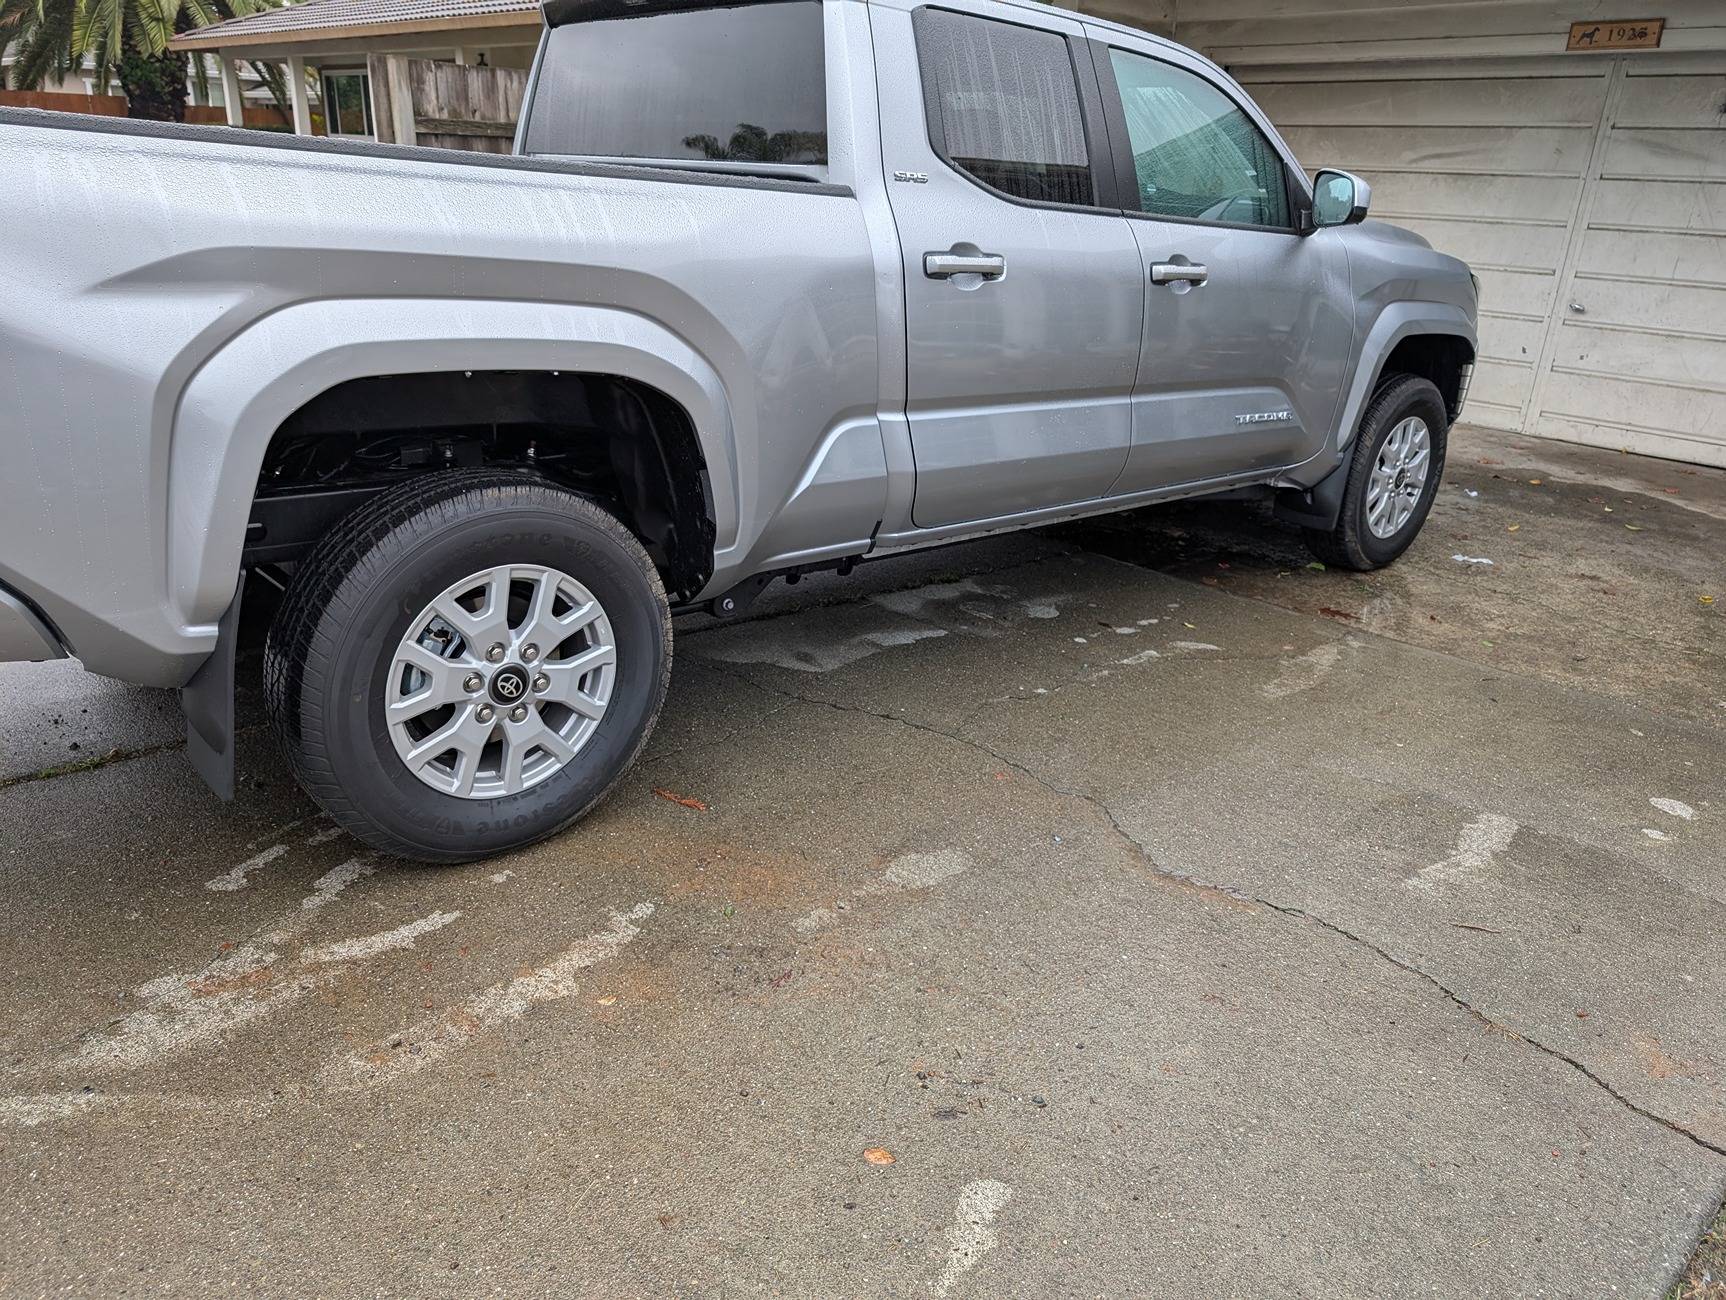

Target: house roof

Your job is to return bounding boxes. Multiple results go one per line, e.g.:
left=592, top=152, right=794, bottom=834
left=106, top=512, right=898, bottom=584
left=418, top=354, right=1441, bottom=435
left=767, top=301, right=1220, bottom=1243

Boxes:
left=171, top=0, right=541, bottom=50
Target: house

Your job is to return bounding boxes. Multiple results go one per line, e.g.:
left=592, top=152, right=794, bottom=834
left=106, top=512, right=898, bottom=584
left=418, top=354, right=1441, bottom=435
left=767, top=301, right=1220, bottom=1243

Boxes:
left=169, top=0, right=541, bottom=144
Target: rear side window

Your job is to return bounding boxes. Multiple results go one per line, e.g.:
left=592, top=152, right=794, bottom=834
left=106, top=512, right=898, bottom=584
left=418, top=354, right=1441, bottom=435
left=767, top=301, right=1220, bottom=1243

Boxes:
left=524, top=1, right=826, bottom=165
left=915, top=9, right=1093, bottom=207
left=1106, top=48, right=1290, bottom=229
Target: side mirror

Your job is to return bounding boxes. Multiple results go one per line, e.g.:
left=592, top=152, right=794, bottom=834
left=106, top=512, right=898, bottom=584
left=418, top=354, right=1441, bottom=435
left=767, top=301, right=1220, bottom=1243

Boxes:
left=1311, top=169, right=1371, bottom=229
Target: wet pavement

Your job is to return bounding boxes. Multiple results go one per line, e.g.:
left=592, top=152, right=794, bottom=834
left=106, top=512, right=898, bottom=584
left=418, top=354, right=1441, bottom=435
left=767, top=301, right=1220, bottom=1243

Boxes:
left=1, top=426, right=1722, bottom=1298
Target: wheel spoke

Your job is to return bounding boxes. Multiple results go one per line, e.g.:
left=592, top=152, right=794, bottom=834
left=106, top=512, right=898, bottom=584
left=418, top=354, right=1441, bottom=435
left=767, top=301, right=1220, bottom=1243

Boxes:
left=500, top=725, right=532, bottom=792
left=538, top=645, right=615, bottom=717
left=432, top=570, right=512, bottom=652
left=390, top=642, right=471, bottom=720
left=404, top=703, right=490, bottom=771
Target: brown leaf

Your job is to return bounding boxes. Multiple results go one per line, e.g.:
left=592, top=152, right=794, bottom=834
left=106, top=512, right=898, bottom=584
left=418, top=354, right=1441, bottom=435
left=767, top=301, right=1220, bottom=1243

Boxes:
left=862, top=1147, right=896, bottom=1166
left=1318, top=607, right=1357, bottom=621
left=653, top=788, right=709, bottom=812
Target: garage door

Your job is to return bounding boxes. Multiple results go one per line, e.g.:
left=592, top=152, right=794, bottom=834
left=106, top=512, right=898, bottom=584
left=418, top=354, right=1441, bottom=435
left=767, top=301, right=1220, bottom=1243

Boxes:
left=1240, top=56, right=1726, bottom=468
left=1534, top=58, right=1726, bottom=467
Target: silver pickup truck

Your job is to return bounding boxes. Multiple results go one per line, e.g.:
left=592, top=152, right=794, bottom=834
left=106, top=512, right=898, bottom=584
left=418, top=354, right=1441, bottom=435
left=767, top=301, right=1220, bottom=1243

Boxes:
left=0, top=0, right=1476, bottom=860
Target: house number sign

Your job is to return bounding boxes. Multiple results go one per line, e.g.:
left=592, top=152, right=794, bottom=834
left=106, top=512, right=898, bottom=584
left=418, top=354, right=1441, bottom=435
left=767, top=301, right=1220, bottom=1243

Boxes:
left=1567, top=18, right=1665, bottom=51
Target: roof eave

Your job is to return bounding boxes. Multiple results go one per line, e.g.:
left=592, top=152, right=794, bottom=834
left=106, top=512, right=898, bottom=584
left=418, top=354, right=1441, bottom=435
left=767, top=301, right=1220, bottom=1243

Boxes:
left=171, top=7, right=540, bottom=51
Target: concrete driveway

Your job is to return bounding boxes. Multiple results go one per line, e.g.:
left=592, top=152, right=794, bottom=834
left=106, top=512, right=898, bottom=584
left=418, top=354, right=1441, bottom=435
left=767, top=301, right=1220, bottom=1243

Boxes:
left=2, top=427, right=1722, bottom=1298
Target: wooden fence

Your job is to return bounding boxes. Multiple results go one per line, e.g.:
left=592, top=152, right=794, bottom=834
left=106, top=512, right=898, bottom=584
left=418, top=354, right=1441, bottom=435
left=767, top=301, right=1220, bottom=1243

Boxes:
left=0, top=89, right=312, bottom=132
left=368, top=57, right=526, bottom=152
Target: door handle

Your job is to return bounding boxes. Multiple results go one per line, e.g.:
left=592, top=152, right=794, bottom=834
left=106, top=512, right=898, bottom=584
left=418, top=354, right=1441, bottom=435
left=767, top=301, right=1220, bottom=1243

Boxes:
left=925, top=251, right=1006, bottom=280
left=1151, top=262, right=1209, bottom=286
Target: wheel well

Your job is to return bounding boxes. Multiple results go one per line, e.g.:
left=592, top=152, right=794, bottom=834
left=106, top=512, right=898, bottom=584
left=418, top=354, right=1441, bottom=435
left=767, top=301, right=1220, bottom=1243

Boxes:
left=1376, top=334, right=1476, bottom=423
left=246, top=370, right=716, bottom=603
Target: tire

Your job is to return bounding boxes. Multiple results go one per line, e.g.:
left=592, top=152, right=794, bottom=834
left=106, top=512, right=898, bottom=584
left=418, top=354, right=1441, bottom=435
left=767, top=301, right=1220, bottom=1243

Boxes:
left=264, top=470, right=672, bottom=863
left=1304, top=374, right=1449, bottom=571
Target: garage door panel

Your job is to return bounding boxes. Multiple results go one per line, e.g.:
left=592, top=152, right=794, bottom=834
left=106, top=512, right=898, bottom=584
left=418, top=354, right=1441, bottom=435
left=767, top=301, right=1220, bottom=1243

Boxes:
left=1539, top=373, right=1726, bottom=441
left=1470, top=359, right=1535, bottom=411
left=1477, top=315, right=1546, bottom=365
left=1247, top=76, right=1605, bottom=128
left=1576, top=228, right=1726, bottom=288
left=1564, top=276, right=1726, bottom=337
left=1390, top=217, right=1570, bottom=273
left=1603, top=128, right=1726, bottom=181
left=1475, top=268, right=1558, bottom=320
left=1366, top=172, right=1579, bottom=225
left=1549, top=323, right=1726, bottom=394
left=1277, top=125, right=1593, bottom=176
left=1534, top=414, right=1726, bottom=468
left=1611, top=73, right=1726, bottom=130
left=1587, top=178, right=1726, bottom=236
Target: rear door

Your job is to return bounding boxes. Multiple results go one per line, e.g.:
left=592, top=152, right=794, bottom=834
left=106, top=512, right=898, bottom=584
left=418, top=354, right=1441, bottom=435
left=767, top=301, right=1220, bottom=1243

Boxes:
left=1089, top=35, right=1353, bottom=494
left=869, top=0, right=1144, bottom=529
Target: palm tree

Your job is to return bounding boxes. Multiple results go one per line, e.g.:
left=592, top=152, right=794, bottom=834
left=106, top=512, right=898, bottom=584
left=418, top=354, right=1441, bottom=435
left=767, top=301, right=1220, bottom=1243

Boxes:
left=1, top=0, right=281, bottom=121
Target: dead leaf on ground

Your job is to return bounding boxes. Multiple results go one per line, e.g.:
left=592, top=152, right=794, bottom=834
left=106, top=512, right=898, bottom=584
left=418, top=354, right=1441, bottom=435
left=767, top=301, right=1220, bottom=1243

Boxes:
left=653, top=788, right=709, bottom=812
left=1506, top=524, right=1520, bottom=532
left=1318, top=607, right=1357, bottom=621
left=862, top=1147, right=896, bottom=1166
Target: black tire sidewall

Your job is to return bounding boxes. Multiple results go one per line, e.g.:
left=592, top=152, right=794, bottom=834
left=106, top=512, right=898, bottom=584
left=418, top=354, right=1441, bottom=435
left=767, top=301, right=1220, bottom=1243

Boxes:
left=1347, top=379, right=1449, bottom=567
left=307, top=497, right=666, bottom=859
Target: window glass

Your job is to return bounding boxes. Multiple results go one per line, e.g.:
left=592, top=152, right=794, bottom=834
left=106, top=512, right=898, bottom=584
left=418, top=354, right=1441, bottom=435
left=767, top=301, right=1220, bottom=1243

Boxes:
left=917, top=9, right=1092, bottom=206
left=322, top=72, right=373, bottom=137
left=1107, top=48, right=1289, bottom=228
left=523, top=2, right=826, bottom=165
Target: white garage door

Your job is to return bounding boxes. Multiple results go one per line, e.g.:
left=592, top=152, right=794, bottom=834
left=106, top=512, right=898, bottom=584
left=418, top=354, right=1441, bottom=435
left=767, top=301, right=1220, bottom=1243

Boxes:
left=1240, top=56, right=1726, bottom=467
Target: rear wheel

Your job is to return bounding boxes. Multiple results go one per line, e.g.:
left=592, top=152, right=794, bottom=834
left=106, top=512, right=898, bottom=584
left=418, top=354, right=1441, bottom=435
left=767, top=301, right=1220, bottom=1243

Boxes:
left=1305, top=374, right=1449, bottom=571
left=264, top=470, right=671, bottom=862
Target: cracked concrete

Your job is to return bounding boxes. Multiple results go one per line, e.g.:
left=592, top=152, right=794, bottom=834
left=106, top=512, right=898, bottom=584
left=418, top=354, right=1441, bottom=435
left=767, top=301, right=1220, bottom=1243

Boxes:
left=2, top=428, right=1723, bottom=1297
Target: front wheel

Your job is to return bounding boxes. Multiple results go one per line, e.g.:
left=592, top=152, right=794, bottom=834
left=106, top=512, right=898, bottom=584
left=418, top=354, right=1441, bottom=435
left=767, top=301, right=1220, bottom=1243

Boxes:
left=263, top=471, right=672, bottom=862
left=1305, top=374, right=1449, bottom=571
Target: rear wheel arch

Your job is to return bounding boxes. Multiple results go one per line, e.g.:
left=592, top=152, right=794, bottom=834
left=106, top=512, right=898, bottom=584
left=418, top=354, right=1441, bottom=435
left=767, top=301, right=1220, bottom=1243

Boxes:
left=168, top=298, right=738, bottom=632
left=247, top=368, right=718, bottom=605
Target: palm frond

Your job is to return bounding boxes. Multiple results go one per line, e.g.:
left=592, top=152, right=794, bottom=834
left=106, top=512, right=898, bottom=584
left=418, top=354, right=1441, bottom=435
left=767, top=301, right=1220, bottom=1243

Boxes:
left=8, top=0, right=76, bottom=89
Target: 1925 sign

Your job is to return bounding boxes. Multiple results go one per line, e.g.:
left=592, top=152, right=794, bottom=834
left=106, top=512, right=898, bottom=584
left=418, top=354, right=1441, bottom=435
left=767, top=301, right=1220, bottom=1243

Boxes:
left=1567, top=18, right=1665, bottom=51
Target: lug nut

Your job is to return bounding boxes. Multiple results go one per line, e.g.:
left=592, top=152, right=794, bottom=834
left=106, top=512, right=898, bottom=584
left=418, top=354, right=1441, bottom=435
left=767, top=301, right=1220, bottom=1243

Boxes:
left=509, top=704, right=528, bottom=723
left=522, top=644, right=540, bottom=663
left=532, top=673, right=549, bottom=693
left=476, top=704, right=495, bottom=723
left=463, top=672, right=483, bottom=693
left=486, top=643, right=506, bottom=663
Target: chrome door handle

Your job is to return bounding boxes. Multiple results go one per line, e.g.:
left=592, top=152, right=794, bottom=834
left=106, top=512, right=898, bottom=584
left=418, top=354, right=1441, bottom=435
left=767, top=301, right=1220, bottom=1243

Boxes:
left=925, top=251, right=1006, bottom=280
left=1151, top=262, right=1209, bottom=286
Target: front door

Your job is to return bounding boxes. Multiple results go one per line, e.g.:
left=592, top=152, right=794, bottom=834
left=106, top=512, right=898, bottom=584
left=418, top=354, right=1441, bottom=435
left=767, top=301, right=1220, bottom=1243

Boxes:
left=871, top=0, right=1144, bottom=529
left=1089, top=36, right=1353, bottom=494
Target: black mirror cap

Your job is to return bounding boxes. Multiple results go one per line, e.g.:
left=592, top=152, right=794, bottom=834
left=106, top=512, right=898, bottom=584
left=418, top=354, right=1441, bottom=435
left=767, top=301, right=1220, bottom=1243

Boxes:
left=1312, top=168, right=1372, bottom=228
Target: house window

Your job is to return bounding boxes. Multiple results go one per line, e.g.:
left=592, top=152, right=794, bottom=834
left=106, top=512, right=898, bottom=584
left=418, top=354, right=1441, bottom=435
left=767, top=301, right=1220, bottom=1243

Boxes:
left=322, top=71, right=374, bottom=138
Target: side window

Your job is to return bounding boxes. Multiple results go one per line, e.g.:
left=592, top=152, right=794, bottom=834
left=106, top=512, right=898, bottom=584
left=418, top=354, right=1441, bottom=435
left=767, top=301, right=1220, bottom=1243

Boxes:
left=915, top=9, right=1094, bottom=207
left=1106, top=48, right=1290, bottom=229
left=523, top=2, right=826, bottom=166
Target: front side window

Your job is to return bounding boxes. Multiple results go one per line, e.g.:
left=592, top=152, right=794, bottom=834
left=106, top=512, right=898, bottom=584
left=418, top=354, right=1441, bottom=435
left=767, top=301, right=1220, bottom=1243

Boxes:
left=523, top=2, right=826, bottom=165
left=915, top=9, right=1093, bottom=207
left=1107, top=48, right=1289, bottom=229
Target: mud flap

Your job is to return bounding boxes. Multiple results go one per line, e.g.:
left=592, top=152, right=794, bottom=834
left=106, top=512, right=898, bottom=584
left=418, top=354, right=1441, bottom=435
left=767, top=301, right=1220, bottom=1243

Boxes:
left=181, top=576, right=242, bottom=801
left=1273, top=458, right=1350, bottom=532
